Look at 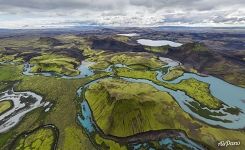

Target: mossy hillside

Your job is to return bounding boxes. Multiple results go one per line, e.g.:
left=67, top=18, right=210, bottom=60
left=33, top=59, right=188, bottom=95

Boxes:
left=115, top=67, right=157, bottom=79
left=95, top=134, right=127, bottom=150
left=0, top=81, right=15, bottom=92
left=204, top=60, right=245, bottom=88
left=116, top=67, right=222, bottom=109
left=0, top=53, right=24, bottom=63
left=90, top=61, right=111, bottom=70
left=0, top=64, right=23, bottom=81
left=30, top=54, right=80, bottom=76
left=0, top=100, right=12, bottom=115
left=191, top=43, right=208, bottom=52
left=85, top=78, right=245, bottom=150
left=0, top=36, right=38, bottom=48
left=86, top=51, right=166, bottom=70
left=144, top=45, right=169, bottom=53
left=112, top=35, right=130, bottom=43
left=81, top=46, right=95, bottom=57
left=85, top=78, right=190, bottom=137
left=0, top=36, right=53, bottom=54
left=0, top=64, right=23, bottom=93
left=82, top=44, right=166, bottom=70
left=55, top=35, right=87, bottom=45
left=13, top=127, right=55, bottom=150
left=110, top=54, right=164, bottom=69
left=0, top=54, right=15, bottom=62
left=63, top=126, right=96, bottom=150
left=180, top=43, right=208, bottom=52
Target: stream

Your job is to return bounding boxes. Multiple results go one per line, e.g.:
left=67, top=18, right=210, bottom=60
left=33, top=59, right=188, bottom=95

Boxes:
left=0, top=89, right=51, bottom=133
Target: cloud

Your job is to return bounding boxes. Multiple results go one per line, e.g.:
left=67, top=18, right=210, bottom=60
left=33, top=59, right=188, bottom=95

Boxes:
left=0, top=0, right=244, bottom=28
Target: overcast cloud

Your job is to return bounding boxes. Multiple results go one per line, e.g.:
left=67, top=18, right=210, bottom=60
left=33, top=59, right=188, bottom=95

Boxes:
left=0, top=0, right=244, bottom=28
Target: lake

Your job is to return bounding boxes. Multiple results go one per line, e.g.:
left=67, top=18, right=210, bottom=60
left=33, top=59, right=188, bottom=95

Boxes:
left=137, top=39, right=182, bottom=47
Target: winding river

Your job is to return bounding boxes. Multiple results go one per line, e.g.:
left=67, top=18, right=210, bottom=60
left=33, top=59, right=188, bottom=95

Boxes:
left=22, top=57, right=245, bottom=129
left=19, top=55, right=245, bottom=148
left=0, top=89, right=51, bottom=133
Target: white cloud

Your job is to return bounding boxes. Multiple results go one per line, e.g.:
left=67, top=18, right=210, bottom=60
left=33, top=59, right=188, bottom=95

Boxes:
left=0, top=0, right=244, bottom=28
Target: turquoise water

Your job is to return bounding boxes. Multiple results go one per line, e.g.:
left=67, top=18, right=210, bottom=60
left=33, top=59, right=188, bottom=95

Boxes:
left=158, top=133, right=204, bottom=150
left=167, top=73, right=245, bottom=111
left=62, top=63, right=94, bottom=79
left=77, top=101, right=95, bottom=133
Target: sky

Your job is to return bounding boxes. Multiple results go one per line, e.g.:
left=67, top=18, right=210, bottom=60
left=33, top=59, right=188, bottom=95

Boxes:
left=0, top=0, right=245, bottom=29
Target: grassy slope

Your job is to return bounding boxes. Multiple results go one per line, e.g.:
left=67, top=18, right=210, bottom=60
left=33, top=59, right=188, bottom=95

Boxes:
left=86, top=50, right=165, bottom=70
left=30, top=54, right=80, bottom=76
left=85, top=78, right=245, bottom=150
left=110, top=54, right=164, bottom=68
left=112, top=35, right=129, bottom=43
left=95, top=134, right=127, bottom=150
left=82, top=45, right=166, bottom=70
left=0, top=101, right=12, bottom=114
left=85, top=78, right=177, bottom=136
left=0, top=64, right=23, bottom=81
left=13, top=127, right=55, bottom=150
left=204, top=61, right=245, bottom=88
left=144, top=45, right=169, bottom=53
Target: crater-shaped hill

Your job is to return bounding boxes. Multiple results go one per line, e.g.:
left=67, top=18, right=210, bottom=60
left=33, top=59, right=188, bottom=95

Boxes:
left=84, top=78, right=199, bottom=137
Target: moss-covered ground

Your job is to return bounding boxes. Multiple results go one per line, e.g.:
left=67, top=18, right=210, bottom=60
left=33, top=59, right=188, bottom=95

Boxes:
left=12, top=127, right=55, bottom=150
left=30, top=54, right=80, bottom=76
left=84, top=49, right=166, bottom=70
left=85, top=78, right=178, bottom=136
left=0, top=64, right=23, bottom=81
left=94, top=134, right=127, bottom=150
left=144, top=45, right=169, bottom=53
left=0, top=100, right=12, bottom=115
left=112, top=35, right=130, bottom=43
